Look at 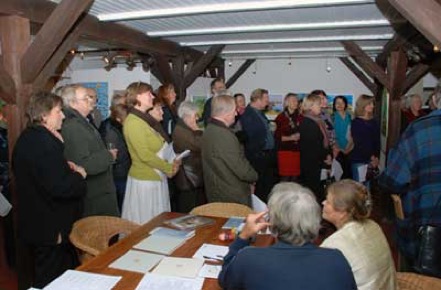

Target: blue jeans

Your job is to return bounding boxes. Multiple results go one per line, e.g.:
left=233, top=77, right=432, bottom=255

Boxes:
left=351, top=162, right=370, bottom=189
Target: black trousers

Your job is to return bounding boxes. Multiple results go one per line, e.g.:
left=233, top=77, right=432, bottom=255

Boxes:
left=18, top=240, right=79, bottom=290
left=249, top=150, right=278, bottom=202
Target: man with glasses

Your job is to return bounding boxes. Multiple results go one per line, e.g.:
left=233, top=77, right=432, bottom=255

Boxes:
left=60, top=84, right=119, bottom=217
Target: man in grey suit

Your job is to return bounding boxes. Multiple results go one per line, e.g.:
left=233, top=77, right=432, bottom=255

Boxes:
left=202, top=94, right=257, bottom=206
left=61, top=84, right=119, bottom=217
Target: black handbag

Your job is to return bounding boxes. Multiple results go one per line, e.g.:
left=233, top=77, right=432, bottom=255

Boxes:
left=414, top=195, right=441, bottom=278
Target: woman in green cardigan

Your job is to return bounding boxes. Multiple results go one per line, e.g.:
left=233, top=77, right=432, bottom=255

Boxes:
left=122, top=82, right=180, bottom=224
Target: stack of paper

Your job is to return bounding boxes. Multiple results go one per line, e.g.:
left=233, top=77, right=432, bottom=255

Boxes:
left=43, top=270, right=121, bottom=290
left=149, top=226, right=195, bottom=239
left=152, top=257, right=204, bottom=278
left=135, top=273, right=204, bottom=290
left=134, top=235, right=187, bottom=255
left=109, top=249, right=164, bottom=273
left=164, top=215, right=214, bottom=230
left=192, top=243, right=229, bottom=261
left=221, top=217, right=245, bottom=230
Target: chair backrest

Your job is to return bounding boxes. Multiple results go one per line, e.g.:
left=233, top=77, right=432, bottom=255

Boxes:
left=190, top=202, right=253, bottom=218
left=69, top=216, right=140, bottom=262
left=397, top=272, right=441, bottom=290
left=391, top=194, right=405, bottom=220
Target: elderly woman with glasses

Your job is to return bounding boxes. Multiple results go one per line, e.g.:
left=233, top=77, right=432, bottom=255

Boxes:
left=172, top=101, right=204, bottom=213
left=219, top=182, right=356, bottom=290
left=321, top=179, right=396, bottom=289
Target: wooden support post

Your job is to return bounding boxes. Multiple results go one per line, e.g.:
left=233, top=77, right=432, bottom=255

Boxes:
left=226, top=59, right=255, bottom=89
left=0, top=15, right=32, bottom=286
left=152, top=54, right=174, bottom=85
left=172, top=55, right=186, bottom=102
left=387, top=49, right=408, bottom=149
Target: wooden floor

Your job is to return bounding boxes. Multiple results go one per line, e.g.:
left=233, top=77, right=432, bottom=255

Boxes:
left=0, top=184, right=398, bottom=290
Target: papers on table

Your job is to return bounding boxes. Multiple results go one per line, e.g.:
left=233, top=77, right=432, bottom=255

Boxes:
left=135, top=273, right=204, bottom=290
left=192, top=243, right=229, bottom=261
left=134, top=235, right=186, bottom=255
left=109, top=250, right=164, bottom=273
left=251, top=194, right=268, bottom=212
left=43, top=270, right=121, bottom=290
left=152, top=257, right=204, bottom=278
left=221, top=217, right=245, bottom=230
left=149, top=226, right=195, bottom=239
left=198, top=264, right=222, bottom=279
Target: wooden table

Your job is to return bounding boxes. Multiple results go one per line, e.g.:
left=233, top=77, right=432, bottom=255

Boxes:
left=77, top=212, right=273, bottom=290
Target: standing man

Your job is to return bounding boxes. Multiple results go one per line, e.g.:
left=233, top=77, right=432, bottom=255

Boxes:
left=61, top=85, right=119, bottom=217
left=202, top=95, right=257, bottom=206
left=201, top=78, right=226, bottom=126
left=86, top=87, right=103, bottom=129
left=379, top=87, right=441, bottom=272
left=240, top=88, right=277, bottom=201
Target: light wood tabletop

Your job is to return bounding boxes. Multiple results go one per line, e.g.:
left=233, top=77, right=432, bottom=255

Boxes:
left=77, top=212, right=273, bottom=290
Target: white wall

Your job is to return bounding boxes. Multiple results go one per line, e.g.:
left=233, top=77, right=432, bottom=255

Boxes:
left=59, top=61, right=151, bottom=97
left=187, top=58, right=373, bottom=101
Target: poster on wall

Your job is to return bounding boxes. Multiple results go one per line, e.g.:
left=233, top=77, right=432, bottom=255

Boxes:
left=80, top=82, right=109, bottom=119
left=266, top=94, right=284, bottom=120
left=191, top=95, right=209, bottom=117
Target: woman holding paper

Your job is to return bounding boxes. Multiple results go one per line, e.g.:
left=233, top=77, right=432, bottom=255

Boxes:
left=122, top=82, right=180, bottom=224
left=172, top=101, right=204, bottom=213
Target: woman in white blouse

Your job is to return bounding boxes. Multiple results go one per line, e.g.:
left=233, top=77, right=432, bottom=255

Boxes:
left=321, top=179, right=396, bottom=290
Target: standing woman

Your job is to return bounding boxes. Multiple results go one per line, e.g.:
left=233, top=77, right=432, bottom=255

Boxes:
left=156, top=83, right=177, bottom=138
left=12, top=92, right=87, bottom=288
left=172, top=101, right=204, bottom=213
left=299, top=94, right=332, bottom=201
left=274, top=93, right=302, bottom=181
left=332, top=96, right=353, bottom=179
left=351, top=95, right=380, bottom=183
left=122, top=82, right=180, bottom=224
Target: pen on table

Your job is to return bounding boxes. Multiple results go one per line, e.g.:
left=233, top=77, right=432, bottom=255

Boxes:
left=203, top=255, right=224, bottom=262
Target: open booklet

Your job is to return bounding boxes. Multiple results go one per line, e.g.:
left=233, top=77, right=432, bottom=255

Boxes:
left=164, top=215, right=214, bottom=231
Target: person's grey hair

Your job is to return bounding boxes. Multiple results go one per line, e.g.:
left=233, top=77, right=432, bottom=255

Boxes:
left=406, top=94, right=422, bottom=108
left=178, top=101, right=199, bottom=119
left=301, top=94, right=321, bottom=112
left=60, top=84, right=82, bottom=108
left=211, top=94, right=235, bottom=117
left=268, top=182, right=321, bottom=245
left=214, top=89, right=232, bottom=98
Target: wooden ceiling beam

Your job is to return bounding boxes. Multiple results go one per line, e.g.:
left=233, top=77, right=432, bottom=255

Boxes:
left=184, top=45, right=225, bottom=88
left=402, top=63, right=430, bottom=95
left=226, top=59, right=255, bottom=89
left=152, top=54, right=174, bottom=85
left=20, top=0, right=93, bottom=84
left=0, top=0, right=199, bottom=59
left=32, top=23, right=83, bottom=91
left=341, top=40, right=391, bottom=91
left=339, top=57, right=377, bottom=94
left=388, top=49, right=408, bottom=99
left=0, top=62, right=16, bottom=104
left=386, top=0, right=441, bottom=47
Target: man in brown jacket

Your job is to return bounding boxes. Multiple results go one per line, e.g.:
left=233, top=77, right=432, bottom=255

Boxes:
left=202, top=94, right=258, bottom=206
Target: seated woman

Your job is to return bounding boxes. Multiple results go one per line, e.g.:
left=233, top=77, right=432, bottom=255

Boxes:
left=321, top=179, right=396, bottom=290
left=219, top=182, right=356, bottom=290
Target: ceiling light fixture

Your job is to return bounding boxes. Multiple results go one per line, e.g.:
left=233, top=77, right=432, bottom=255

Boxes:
left=147, top=20, right=389, bottom=37
left=222, top=46, right=383, bottom=55
left=98, top=0, right=373, bottom=21
left=180, top=34, right=393, bottom=46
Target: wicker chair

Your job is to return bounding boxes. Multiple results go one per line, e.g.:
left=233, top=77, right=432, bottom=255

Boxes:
left=190, top=202, right=253, bottom=218
left=69, top=216, right=140, bottom=262
left=397, top=272, right=441, bottom=289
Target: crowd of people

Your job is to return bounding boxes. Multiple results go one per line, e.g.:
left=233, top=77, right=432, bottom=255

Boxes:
left=7, top=76, right=441, bottom=288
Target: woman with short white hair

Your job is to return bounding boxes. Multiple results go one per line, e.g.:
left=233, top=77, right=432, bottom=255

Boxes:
left=219, top=182, right=357, bottom=290
left=172, top=101, right=204, bottom=212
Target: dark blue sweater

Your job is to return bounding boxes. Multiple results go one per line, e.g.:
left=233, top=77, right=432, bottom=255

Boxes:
left=351, top=117, right=381, bottom=163
left=219, top=238, right=357, bottom=290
